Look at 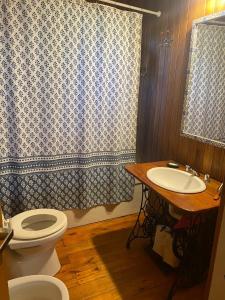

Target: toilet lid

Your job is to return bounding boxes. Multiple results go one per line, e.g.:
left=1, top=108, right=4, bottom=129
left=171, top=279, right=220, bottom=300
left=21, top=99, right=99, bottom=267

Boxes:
left=10, top=209, right=67, bottom=240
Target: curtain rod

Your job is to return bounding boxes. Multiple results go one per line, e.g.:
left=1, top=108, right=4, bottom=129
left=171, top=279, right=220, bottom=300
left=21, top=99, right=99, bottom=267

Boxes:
left=96, top=0, right=161, bottom=17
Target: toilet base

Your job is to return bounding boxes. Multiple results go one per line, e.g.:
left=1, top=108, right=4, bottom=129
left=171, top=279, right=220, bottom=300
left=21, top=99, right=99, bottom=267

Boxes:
left=5, top=247, right=61, bottom=279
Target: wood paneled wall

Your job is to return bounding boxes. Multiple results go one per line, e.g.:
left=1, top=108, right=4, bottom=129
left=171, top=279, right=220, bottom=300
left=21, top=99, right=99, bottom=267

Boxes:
left=104, top=0, right=225, bottom=180
left=136, top=0, right=225, bottom=181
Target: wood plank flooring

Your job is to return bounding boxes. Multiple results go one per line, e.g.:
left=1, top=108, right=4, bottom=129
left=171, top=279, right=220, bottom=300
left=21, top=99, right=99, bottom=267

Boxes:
left=55, top=214, right=205, bottom=300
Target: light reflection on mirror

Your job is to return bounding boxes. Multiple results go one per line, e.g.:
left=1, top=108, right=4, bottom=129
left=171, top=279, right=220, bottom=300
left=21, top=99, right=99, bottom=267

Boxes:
left=181, top=11, right=225, bottom=148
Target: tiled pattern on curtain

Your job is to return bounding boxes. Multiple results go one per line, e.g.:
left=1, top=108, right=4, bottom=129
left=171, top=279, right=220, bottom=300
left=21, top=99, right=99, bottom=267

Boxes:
left=182, top=24, right=225, bottom=147
left=0, top=0, right=142, bottom=217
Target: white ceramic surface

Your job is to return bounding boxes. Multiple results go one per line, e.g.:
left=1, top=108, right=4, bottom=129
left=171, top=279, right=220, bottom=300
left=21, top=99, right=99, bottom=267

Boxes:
left=147, top=167, right=206, bottom=194
left=8, top=224, right=67, bottom=250
left=8, top=275, right=69, bottom=300
left=10, top=209, right=67, bottom=240
left=5, top=209, right=68, bottom=279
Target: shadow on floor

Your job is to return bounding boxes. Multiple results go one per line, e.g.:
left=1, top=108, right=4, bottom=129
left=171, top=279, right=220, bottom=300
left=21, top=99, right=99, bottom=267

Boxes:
left=92, top=227, right=176, bottom=299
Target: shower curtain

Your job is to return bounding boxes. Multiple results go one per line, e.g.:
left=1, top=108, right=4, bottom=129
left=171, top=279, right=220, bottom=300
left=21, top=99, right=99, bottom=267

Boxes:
left=0, top=0, right=142, bottom=217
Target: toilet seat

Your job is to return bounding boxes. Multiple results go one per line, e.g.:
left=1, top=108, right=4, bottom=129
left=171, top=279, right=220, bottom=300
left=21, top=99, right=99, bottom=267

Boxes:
left=10, top=209, right=67, bottom=240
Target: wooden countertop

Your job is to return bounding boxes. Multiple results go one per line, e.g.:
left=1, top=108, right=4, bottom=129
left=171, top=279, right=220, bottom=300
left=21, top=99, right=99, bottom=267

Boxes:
left=125, top=161, right=221, bottom=214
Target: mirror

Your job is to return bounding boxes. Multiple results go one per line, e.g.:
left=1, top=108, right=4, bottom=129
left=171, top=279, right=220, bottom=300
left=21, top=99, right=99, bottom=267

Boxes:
left=181, top=11, right=225, bottom=148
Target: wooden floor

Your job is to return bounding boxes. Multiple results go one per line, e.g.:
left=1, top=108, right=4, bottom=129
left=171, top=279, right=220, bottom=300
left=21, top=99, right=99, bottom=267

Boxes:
left=55, top=214, right=205, bottom=300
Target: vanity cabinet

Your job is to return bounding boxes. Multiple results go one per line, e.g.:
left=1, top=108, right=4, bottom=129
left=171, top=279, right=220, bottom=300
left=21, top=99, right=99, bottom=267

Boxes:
left=125, top=161, right=221, bottom=299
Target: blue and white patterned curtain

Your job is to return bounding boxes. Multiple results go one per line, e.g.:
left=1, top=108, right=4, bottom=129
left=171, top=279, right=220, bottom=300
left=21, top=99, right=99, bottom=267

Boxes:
left=0, top=0, right=142, bottom=217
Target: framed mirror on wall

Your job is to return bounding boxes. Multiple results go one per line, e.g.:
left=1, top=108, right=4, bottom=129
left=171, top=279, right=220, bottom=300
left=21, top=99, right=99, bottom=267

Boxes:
left=181, top=11, right=225, bottom=148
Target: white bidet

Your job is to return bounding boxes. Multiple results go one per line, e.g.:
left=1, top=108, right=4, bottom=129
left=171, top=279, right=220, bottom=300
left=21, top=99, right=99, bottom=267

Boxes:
left=8, top=275, right=69, bottom=300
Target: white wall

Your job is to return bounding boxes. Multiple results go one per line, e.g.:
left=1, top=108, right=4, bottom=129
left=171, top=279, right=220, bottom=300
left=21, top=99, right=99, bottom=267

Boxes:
left=64, top=183, right=142, bottom=228
left=209, top=206, right=225, bottom=300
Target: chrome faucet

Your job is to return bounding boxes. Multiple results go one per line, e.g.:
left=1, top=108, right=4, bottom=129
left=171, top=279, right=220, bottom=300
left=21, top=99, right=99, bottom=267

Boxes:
left=185, top=165, right=199, bottom=176
left=204, top=174, right=210, bottom=184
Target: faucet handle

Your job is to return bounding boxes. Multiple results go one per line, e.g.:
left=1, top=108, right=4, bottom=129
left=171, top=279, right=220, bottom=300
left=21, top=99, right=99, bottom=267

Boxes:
left=204, top=174, right=210, bottom=183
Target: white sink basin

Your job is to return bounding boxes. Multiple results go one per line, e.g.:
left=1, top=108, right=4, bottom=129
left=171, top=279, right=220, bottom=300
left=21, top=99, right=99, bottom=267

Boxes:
left=146, top=167, right=206, bottom=194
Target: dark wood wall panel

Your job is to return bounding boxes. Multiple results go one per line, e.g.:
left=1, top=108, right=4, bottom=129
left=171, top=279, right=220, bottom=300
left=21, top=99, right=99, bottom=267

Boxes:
left=105, top=0, right=225, bottom=181
left=137, top=0, right=225, bottom=181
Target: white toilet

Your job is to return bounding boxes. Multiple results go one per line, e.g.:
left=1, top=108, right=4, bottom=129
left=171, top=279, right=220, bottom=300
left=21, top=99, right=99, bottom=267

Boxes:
left=8, top=275, right=69, bottom=300
left=4, top=209, right=68, bottom=279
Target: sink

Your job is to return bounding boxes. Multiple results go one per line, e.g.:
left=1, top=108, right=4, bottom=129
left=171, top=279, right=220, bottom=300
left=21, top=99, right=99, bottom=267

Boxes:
left=146, top=167, right=206, bottom=194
